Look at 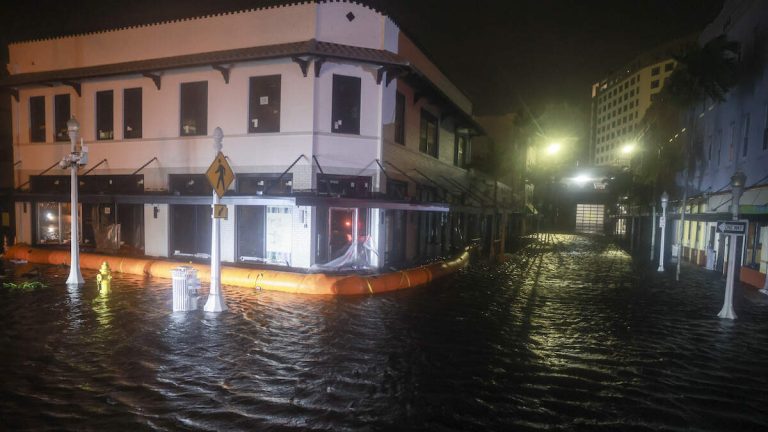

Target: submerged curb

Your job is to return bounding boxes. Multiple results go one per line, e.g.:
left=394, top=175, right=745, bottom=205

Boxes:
left=3, top=245, right=470, bottom=295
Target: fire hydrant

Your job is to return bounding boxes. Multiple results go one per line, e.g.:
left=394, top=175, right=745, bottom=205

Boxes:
left=96, top=261, right=112, bottom=294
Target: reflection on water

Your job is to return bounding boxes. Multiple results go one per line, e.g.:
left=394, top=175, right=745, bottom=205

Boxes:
left=1, top=234, right=768, bottom=431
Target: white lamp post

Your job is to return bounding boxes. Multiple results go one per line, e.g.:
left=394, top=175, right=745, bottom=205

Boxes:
left=204, top=127, right=227, bottom=313
left=718, top=171, right=746, bottom=320
left=657, top=192, right=669, bottom=272
left=62, top=117, right=85, bottom=285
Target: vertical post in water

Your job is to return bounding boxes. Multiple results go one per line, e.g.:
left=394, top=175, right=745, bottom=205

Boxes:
left=718, top=171, right=746, bottom=320
left=204, top=127, right=227, bottom=313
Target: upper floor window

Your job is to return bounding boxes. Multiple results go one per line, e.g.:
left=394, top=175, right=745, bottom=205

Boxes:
left=29, top=96, right=46, bottom=143
left=248, top=75, right=281, bottom=133
left=331, top=74, right=361, bottom=135
left=742, top=113, right=751, bottom=157
left=651, top=80, right=660, bottom=89
left=651, top=66, right=660, bottom=76
left=96, top=90, right=114, bottom=140
left=763, top=104, right=768, bottom=151
left=54, top=94, right=70, bottom=142
left=123, top=88, right=142, bottom=139
left=394, top=91, right=405, bottom=144
left=454, top=133, right=469, bottom=168
left=180, top=81, right=207, bottom=136
left=419, top=109, right=438, bottom=158
left=665, top=62, right=674, bottom=72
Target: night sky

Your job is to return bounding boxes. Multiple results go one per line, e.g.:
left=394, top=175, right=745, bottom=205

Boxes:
left=0, top=0, right=723, bottom=115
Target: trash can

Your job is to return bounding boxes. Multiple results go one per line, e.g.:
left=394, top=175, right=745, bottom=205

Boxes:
left=172, top=266, right=200, bottom=312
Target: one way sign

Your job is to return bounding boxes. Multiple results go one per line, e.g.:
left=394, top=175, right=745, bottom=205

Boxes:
left=716, top=220, right=748, bottom=235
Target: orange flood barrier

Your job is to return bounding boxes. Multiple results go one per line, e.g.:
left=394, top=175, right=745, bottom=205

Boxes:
left=3, top=245, right=470, bottom=295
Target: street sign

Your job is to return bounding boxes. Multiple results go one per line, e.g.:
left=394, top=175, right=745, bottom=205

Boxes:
left=213, top=204, right=228, bottom=219
left=659, top=216, right=665, bottom=228
left=205, top=152, right=235, bottom=198
left=716, top=220, right=747, bottom=235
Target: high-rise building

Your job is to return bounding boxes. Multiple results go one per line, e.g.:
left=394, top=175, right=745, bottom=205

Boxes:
left=589, top=39, right=691, bottom=167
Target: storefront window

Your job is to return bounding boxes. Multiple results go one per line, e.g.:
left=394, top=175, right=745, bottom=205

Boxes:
left=265, top=206, right=293, bottom=264
left=36, top=202, right=79, bottom=245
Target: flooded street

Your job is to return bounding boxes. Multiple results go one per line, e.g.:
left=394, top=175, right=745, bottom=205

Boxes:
left=1, top=233, right=767, bottom=431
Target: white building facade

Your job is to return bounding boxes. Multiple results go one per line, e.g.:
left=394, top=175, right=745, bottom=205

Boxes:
left=670, top=0, right=768, bottom=287
left=2, top=1, right=514, bottom=270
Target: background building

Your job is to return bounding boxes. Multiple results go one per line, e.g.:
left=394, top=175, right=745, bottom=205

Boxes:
left=589, top=39, right=692, bottom=167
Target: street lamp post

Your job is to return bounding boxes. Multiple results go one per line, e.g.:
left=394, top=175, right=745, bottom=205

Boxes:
left=657, top=192, right=669, bottom=272
left=62, top=117, right=86, bottom=285
left=718, top=171, right=747, bottom=320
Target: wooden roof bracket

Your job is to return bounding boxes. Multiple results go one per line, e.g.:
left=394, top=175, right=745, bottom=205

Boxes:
left=292, top=57, right=310, bottom=77
left=62, top=80, right=81, bottom=97
left=143, top=72, right=162, bottom=90
left=314, top=57, right=326, bottom=77
left=8, top=88, right=19, bottom=102
left=212, top=64, right=232, bottom=84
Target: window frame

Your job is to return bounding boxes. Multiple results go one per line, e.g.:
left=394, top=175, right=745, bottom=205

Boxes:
left=331, top=74, right=361, bottom=135
left=419, top=109, right=439, bottom=158
left=248, top=75, right=282, bottom=133
left=123, top=87, right=143, bottom=139
left=96, top=90, right=114, bottom=141
left=29, top=96, right=46, bottom=143
left=394, top=91, right=405, bottom=145
left=54, top=94, right=70, bottom=142
left=179, top=81, right=208, bottom=137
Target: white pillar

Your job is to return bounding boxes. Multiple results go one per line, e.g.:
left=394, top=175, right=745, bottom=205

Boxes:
left=65, top=118, right=83, bottom=285
left=204, top=128, right=227, bottom=313
left=650, top=205, right=656, bottom=261
left=657, top=192, right=668, bottom=272
left=718, top=171, right=746, bottom=320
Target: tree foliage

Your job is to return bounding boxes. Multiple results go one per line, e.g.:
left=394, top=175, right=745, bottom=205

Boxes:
left=635, top=34, right=739, bottom=198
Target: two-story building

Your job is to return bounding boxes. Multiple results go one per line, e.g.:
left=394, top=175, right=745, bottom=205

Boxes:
left=0, top=1, right=515, bottom=270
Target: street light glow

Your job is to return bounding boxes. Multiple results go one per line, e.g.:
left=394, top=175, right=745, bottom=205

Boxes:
left=620, top=143, right=635, bottom=154
left=546, top=142, right=562, bottom=155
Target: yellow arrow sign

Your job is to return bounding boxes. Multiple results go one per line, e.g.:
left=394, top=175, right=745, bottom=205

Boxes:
left=206, top=152, right=235, bottom=198
left=212, top=204, right=228, bottom=219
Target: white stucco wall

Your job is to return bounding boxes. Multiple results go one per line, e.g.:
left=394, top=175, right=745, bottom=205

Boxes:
left=144, top=204, right=168, bottom=257
left=7, top=5, right=317, bottom=74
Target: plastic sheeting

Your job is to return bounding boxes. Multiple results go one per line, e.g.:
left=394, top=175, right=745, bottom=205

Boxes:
left=312, top=236, right=379, bottom=271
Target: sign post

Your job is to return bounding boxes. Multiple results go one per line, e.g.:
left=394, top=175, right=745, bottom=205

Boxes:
left=203, top=127, right=233, bottom=313
left=718, top=171, right=746, bottom=320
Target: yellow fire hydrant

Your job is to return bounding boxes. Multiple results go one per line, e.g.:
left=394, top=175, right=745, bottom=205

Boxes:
left=96, top=261, right=112, bottom=294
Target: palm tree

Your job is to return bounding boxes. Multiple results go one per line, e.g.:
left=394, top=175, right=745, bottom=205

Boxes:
left=638, top=34, right=739, bottom=279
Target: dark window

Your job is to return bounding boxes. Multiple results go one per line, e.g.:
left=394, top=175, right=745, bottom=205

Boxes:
left=419, top=109, right=438, bottom=157
left=123, top=88, right=142, bottom=139
left=180, top=81, right=207, bottom=136
left=96, top=90, right=114, bottom=140
left=317, top=174, right=370, bottom=198
left=742, top=113, right=750, bottom=157
left=248, top=75, right=281, bottom=133
left=54, top=94, right=70, bottom=142
left=386, top=179, right=408, bottom=200
left=237, top=173, right=292, bottom=195
left=29, top=96, right=46, bottom=142
left=454, top=133, right=469, bottom=168
left=665, top=62, right=674, bottom=72
left=331, top=74, right=361, bottom=134
left=394, top=91, right=405, bottom=144
left=651, top=80, right=660, bottom=89
left=763, top=105, right=768, bottom=151
left=651, top=66, right=660, bottom=76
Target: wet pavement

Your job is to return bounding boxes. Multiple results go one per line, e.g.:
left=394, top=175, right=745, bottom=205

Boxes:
left=1, top=233, right=767, bottom=431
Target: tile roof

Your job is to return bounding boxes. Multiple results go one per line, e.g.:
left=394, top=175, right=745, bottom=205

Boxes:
left=0, top=39, right=408, bottom=87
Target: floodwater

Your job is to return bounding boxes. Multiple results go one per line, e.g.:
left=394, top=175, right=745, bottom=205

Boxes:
left=1, top=234, right=767, bottom=431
